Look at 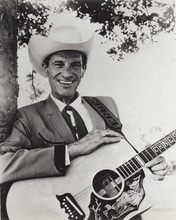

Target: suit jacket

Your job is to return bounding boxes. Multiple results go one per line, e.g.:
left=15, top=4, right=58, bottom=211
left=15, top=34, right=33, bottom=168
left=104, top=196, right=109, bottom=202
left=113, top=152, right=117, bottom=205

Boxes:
left=0, top=95, right=119, bottom=184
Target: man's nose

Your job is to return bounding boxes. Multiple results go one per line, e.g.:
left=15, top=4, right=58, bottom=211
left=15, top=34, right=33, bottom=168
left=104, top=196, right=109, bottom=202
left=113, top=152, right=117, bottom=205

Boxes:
left=61, top=67, right=73, bottom=77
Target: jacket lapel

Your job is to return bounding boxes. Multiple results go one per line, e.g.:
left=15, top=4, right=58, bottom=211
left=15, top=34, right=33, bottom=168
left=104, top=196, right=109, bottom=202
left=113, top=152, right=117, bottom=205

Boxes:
left=45, top=96, right=106, bottom=144
left=45, top=96, right=76, bottom=144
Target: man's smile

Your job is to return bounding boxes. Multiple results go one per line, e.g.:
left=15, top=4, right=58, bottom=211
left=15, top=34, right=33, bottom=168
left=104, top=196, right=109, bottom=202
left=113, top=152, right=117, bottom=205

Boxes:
left=58, top=80, right=74, bottom=85
left=56, top=79, right=76, bottom=88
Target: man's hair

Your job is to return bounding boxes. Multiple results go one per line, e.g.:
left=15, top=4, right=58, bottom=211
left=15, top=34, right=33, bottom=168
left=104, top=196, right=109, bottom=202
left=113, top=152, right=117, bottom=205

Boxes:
left=43, top=50, right=87, bottom=69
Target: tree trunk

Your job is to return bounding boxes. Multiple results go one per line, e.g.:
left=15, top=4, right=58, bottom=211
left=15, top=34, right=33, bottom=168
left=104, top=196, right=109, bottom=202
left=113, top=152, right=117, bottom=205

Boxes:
left=0, top=0, right=18, bottom=142
left=0, top=0, right=18, bottom=219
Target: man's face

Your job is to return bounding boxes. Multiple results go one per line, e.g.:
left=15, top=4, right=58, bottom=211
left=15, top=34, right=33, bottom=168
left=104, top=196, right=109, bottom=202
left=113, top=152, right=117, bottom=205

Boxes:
left=43, top=51, right=85, bottom=103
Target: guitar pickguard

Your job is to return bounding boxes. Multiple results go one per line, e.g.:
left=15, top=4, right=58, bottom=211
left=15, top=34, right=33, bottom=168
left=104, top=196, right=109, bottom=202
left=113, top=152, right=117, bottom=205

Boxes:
left=88, top=171, right=145, bottom=220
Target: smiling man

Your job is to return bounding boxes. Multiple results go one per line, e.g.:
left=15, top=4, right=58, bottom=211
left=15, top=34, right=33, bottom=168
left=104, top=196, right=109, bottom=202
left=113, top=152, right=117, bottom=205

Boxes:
left=44, top=50, right=85, bottom=104
left=0, top=25, right=167, bottom=220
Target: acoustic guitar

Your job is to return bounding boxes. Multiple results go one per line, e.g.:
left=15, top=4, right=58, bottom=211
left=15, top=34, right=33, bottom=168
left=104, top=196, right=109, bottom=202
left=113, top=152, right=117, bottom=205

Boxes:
left=6, top=130, right=176, bottom=220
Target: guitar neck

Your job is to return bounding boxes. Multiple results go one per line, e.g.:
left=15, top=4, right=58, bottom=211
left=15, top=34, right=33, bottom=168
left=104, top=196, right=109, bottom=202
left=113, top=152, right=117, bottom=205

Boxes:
left=116, top=129, right=176, bottom=180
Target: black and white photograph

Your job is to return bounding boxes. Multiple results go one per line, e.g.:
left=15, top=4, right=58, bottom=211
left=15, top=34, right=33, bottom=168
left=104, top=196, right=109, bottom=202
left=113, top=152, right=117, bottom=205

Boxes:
left=0, top=0, right=176, bottom=219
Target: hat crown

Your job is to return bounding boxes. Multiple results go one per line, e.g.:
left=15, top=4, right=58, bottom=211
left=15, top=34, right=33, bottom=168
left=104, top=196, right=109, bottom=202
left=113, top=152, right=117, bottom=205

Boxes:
left=28, top=24, right=94, bottom=77
left=48, top=25, right=82, bottom=43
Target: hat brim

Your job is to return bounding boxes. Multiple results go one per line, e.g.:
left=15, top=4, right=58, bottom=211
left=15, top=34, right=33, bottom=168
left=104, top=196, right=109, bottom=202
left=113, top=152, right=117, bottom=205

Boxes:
left=28, top=35, right=94, bottom=77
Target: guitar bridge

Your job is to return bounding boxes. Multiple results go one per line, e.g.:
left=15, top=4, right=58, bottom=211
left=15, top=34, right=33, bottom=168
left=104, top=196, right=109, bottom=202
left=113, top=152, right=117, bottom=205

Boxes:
left=56, top=193, right=85, bottom=220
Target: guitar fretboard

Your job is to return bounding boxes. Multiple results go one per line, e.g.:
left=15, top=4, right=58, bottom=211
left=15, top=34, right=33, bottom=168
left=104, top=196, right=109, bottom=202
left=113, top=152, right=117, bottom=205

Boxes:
left=116, top=129, right=176, bottom=180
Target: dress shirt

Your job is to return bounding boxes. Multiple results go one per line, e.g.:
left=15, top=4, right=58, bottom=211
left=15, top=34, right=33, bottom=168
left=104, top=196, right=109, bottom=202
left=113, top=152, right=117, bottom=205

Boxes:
left=50, top=94, right=93, bottom=165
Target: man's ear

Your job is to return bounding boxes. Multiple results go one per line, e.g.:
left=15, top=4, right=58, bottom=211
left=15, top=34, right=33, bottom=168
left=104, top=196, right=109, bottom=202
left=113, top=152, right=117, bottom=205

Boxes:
left=42, top=62, right=49, bottom=76
left=81, top=68, right=86, bottom=78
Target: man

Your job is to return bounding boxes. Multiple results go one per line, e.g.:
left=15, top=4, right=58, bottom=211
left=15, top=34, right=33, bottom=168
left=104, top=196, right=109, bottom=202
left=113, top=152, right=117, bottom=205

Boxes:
left=0, top=25, right=167, bottom=219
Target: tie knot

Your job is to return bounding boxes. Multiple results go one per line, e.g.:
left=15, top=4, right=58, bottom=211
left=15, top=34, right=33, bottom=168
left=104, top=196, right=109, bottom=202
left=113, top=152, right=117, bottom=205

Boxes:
left=65, top=105, right=73, bottom=111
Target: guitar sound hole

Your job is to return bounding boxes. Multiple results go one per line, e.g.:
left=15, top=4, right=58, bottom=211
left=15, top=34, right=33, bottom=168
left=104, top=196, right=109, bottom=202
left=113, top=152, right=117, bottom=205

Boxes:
left=92, top=169, right=124, bottom=200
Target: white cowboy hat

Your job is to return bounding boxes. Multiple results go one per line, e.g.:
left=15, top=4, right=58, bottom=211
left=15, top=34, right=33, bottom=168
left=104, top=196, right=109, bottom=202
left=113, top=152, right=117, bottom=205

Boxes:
left=28, top=25, right=94, bottom=77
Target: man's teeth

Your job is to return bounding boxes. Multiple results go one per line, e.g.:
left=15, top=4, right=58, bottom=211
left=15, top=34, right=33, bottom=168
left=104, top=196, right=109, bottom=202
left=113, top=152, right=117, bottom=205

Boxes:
left=59, top=80, right=73, bottom=85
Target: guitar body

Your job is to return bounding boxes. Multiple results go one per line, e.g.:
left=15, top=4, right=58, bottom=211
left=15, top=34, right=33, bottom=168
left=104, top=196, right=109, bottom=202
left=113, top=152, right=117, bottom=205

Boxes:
left=6, top=140, right=158, bottom=220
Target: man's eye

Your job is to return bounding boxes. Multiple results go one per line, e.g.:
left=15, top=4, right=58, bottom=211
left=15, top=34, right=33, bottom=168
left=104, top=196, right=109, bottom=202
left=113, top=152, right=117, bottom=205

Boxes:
left=54, top=63, right=64, bottom=68
left=71, top=63, right=81, bottom=68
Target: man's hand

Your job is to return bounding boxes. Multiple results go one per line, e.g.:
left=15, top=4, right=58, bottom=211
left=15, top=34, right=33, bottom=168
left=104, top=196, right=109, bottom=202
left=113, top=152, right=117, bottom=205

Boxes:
left=68, top=129, right=123, bottom=159
left=145, top=156, right=168, bottom=181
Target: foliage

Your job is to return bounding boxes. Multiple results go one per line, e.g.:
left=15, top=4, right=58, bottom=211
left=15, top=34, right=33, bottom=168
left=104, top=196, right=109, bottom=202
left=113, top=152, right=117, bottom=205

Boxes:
left=63, top=0, right=175, bottom=60
left=17, top=0, right=175, bottom=59
left=17, top=0, right=52, bottom=99
left=17, top=0, right=175, bottom=99
left=17, top=0, right=51, bottom=46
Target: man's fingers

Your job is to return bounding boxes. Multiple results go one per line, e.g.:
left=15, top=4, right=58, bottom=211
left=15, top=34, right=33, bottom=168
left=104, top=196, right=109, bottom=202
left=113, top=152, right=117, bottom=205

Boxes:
left=152, top=174, right=166, bottom=181
left=104, top=136, right=122, bottom=144
left=74, top=129, right=123, bottom=156
left=145, top=156, right=168, bottom=181
left=100, top=130, right=123, bottom=144
left=145, top=156, right=166, bottom=168
left=103, top=130, right=123, bottom=138
left=89, top=129, right=123, bottom=143
left=150, top=161, right=168, bottom=172
left=152, top=169, right=168, bottom=176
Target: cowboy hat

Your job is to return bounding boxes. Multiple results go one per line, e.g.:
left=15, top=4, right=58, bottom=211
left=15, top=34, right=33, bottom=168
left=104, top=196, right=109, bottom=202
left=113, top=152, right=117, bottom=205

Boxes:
left=28, top=25, right=94, bottom=77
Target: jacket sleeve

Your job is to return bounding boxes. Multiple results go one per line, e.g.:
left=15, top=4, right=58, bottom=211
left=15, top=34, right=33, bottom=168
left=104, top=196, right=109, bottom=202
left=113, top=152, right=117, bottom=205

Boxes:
left=0, top=110, right=65, bottom=184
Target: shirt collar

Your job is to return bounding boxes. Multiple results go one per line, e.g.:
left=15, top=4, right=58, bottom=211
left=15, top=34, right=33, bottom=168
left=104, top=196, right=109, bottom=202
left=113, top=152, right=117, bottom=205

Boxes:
left=50, top=93, right=82, bottom=111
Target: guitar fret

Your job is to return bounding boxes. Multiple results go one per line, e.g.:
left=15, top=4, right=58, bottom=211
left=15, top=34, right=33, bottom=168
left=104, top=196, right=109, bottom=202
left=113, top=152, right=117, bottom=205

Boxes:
left=143, top=149, right=153, bottom=161
left=127, top=160, right=136, bottom=172
left=147, top=147, right=158, bottom=157
left=139, top=131, right=176, bottom=165
left=145, top=149, right=154, bottom=159
left=162, top=135, right=175, bottom=148
left=131, top=158, right=141, bottom=169
left=124, top=162, right=133, bottom=175
left=118, top=166, right=128, bottom=178
left=134, top=155, right=145, bottom=166
left=167, top=133, right=176, bottom=143
left=115, top=130, right=176, bottom=182
left=149, top=135, right=175, bottom=156
left=171, top=131, right=176, bottom=141
left=160, top=139, right=170, bottom=150
left=168, top=133, right=176, bottom=144
left=150, top=143, right=163, bottom=156
left=117, top=167, right=128, bottom=179
left=121, top=164, right=131, bottom=176
left=138, top=151, right=150, bottom=163
left=117, top=159, right=142, bottom=180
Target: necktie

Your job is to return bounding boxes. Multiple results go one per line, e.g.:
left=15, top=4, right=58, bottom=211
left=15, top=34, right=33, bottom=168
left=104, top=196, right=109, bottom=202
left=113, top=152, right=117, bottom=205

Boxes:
left=62, top=105, right=88, bottom=140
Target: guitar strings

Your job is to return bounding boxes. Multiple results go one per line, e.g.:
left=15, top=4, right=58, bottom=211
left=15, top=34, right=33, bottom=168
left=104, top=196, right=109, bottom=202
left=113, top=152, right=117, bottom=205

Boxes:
left=73, top=170, right=125, bottom=204
left=66, top=172, right=121, bottom=218
left=72, top=160, right=145, bottom=210
left=64, top=169, right=134, bottom=218
left=62, top=139, right=164, bottom=216
left=57, top=154, right=144, bottom=217
left=62, top=132, right=175, bottom=217
left=66, top=167, right=144, bottom=218
left=74, top=158, right=142, bottom=201
left=66, top=156, right=149, bottom=217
